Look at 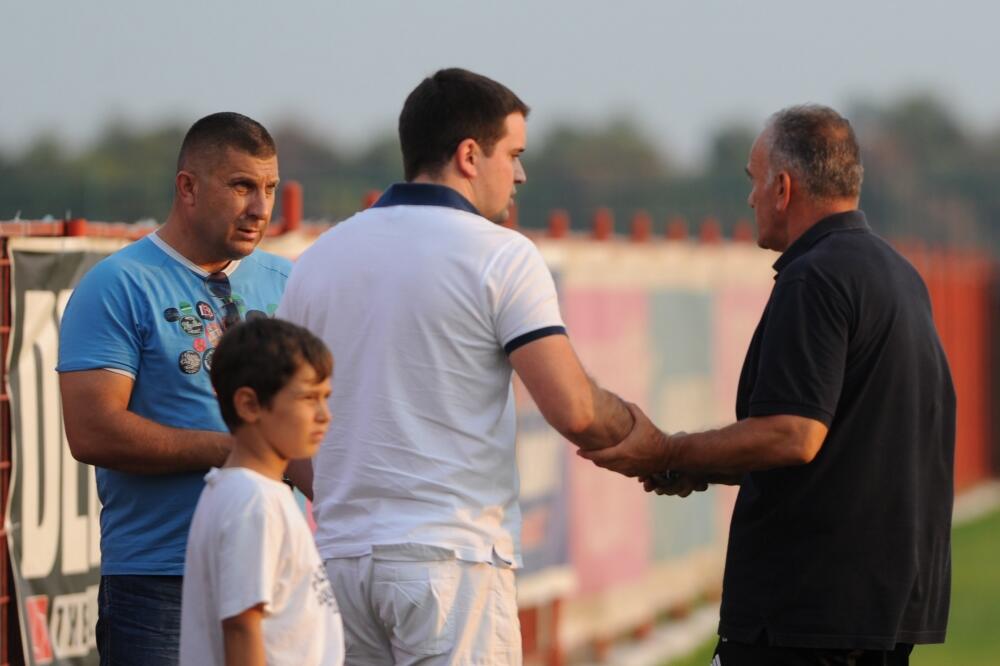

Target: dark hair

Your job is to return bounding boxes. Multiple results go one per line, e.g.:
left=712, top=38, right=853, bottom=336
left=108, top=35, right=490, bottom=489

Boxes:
left=210, top=318, right=332, bottom=432
left=177, top=112, right=276, bottom=171
left=766, top=105, right=864, bottom=200
left=399, top=68, right=529, bottom=181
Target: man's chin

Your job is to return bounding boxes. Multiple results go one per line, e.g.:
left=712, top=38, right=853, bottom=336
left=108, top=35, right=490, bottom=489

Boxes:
left=227, top=236, right=264, bottom=258
left=489, top=204, right=513, bottom=225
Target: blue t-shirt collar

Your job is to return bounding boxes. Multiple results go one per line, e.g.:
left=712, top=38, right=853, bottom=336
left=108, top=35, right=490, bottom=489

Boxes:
left=148, top=231, right=242, bottom=278
left=773, top=210, right=869, bottom=273
left=372, top=183, right=481, bottom=217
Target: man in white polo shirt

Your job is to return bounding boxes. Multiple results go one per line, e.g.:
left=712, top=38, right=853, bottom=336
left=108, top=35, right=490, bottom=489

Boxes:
left=278, top=68, right=635, bottom=665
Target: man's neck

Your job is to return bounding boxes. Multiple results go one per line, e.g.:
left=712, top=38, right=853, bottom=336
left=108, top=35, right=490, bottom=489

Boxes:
left=784, top=198, right=859, bottom=249
left=410, top=173, right=475, bottom=207
left=157, top=212, right=231, bottom=273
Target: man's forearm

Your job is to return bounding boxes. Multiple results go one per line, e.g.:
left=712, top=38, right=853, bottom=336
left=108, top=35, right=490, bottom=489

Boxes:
left=668, top=416, right=824, bottom=476
left=61, top=370, right=232, bottom=474
left=67, top=409, right=231, bottom=474
left=579, top=407, right=827, bottom=480
left=562, top=380, right=634, bottom=451
left=508, top=336, right=635, bottom=451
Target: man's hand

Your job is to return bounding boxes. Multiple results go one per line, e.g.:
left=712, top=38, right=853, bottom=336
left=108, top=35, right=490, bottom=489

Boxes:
left=577, top=403, right=672, bottom=478
left=639, top=472, right=708, bottom=497
left=581, top=405, right=829, bottom=480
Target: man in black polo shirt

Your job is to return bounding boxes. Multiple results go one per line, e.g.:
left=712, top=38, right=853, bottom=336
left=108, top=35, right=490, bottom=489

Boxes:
left=581, top=105, right=955, bottom=665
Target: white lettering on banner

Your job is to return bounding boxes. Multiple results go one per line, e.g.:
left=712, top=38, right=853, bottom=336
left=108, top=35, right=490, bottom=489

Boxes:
left=18, top=289, right=101, bottom=580
left=19, top=290, right=60, bottom=579
left=50, top=585, right=98, bottom=659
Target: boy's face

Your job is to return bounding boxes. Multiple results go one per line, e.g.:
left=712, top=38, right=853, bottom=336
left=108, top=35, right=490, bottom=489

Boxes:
left=258, top=362, right=332, bottom=461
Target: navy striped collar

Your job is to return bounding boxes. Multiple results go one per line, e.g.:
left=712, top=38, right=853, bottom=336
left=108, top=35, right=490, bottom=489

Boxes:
left=372, top=183, right=481, bottom=216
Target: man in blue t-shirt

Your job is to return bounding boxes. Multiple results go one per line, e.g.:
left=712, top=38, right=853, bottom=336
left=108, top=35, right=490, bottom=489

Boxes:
left=58, top=112, right=291, bottom=665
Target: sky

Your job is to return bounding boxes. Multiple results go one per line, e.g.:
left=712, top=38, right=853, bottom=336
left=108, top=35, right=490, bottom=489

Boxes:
left=3, top=0, right=999, bottom=167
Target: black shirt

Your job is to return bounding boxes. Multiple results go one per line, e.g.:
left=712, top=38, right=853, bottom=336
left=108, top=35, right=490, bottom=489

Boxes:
left=720, top=211, right=956, bottom=650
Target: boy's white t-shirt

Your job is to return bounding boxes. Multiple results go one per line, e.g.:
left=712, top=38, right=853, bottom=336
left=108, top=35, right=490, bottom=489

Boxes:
left=180, top=467, right=344, bottom=666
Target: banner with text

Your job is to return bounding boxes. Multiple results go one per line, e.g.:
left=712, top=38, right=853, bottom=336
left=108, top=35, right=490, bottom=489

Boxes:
left=4, top=238, right=127, bottom=666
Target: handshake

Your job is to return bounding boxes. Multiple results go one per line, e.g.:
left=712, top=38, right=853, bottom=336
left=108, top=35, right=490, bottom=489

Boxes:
left=576, top=402, right=741, bottom=497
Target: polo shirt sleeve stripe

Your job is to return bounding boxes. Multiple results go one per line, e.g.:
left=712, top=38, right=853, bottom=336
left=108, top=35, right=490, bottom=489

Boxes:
left=486, top=235, right=566, bottom=354
left=504, top=325, right=568, bottom=355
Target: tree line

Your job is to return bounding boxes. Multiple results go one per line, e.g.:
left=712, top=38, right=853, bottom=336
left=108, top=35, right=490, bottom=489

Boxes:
left=2, top=93, right=997, bottom=250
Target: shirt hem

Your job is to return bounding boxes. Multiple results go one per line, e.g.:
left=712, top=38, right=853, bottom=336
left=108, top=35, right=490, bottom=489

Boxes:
left=719, top=622, right=947, bottom=650
left=101, top=563, right=185, bottom=576
left=318, top=540, right=523, bottom=569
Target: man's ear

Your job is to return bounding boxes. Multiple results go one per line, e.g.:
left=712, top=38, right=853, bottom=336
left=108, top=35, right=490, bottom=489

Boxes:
left=454, top=138, right=479, bottom=179
left=233, top=386, right=262, bottom=424
left=176, top=170, right=198, bottom=207
left=775, top=171, right=792, bottom=212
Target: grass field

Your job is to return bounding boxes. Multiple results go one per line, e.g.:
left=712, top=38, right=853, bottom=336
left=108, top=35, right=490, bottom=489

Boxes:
left=912, top=506, right=1000, bottom=664
left=663, top=507, right=1000, bottom=666
left=664, top=637, right=716, bottom=666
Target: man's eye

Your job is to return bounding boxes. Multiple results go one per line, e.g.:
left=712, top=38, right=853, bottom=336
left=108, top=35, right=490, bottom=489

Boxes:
left=233, top=182, right=251, bottom=193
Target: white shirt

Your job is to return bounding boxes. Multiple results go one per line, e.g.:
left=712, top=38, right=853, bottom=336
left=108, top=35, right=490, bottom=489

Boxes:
left=180, top=467, right=345, bottom=666
left=277, top=183, right=565, bottom=566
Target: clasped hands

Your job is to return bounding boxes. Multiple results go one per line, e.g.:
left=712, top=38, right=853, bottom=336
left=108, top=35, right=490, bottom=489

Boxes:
left=577, top=403, right=709, bottom=498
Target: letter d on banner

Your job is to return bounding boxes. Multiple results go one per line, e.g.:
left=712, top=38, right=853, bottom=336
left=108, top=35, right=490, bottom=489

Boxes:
left=17, top=290, right=60, bottom=579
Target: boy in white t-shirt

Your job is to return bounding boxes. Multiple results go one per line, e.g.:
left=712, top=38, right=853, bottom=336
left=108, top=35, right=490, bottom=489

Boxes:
left=180, top=318, right=344, bottom=666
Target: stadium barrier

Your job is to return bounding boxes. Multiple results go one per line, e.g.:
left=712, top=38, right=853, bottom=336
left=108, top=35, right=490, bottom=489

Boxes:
left=0, top=184, right=994, bottom=665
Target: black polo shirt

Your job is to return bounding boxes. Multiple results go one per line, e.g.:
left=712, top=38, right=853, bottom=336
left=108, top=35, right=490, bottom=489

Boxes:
left=720, top=210, right=956, bottom=650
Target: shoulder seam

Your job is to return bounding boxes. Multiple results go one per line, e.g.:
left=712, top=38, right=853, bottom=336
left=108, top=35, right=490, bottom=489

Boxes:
left=479, top=234, right=529, bottom=291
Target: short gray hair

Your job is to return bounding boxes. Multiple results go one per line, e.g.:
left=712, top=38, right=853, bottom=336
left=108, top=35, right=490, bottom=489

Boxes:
left=765, top=105, right=863, bottom=200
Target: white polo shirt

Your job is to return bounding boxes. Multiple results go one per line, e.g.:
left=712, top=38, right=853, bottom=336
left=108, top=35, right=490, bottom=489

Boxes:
left=277, top=183, right=565, bottom=567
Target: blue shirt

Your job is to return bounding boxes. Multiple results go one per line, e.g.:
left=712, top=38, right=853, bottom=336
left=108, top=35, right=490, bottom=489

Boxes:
left=58, top=234, right=291, bottom=575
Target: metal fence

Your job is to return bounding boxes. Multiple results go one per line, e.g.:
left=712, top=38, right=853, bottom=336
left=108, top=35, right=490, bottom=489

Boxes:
left=1, top=190, right=995, bottom=665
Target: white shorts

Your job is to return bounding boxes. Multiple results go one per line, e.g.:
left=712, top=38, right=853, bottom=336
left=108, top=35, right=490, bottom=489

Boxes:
left=324, top=543, right=522, bottom=666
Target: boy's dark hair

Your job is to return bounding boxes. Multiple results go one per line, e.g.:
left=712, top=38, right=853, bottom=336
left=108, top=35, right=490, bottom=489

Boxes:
left=210, top=318, right=332, bottom=432
left=177, top=111, right=276, bottom=171
left=399, top=68, right=530, bottom=181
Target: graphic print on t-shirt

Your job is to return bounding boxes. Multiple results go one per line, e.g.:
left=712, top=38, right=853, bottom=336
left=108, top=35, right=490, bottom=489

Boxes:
left=161, top=290, right=281, bottom=377
left=311, top=565, right=338, bottom=609
left=179, top=350, right=201, bottom=374
left=196, top=301, right=216, bottom=321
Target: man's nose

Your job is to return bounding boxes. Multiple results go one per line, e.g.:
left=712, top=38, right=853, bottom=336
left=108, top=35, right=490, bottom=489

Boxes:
left=514, top=158, right=526, bottom=185
left=247, top=188, right=270, bottom=220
